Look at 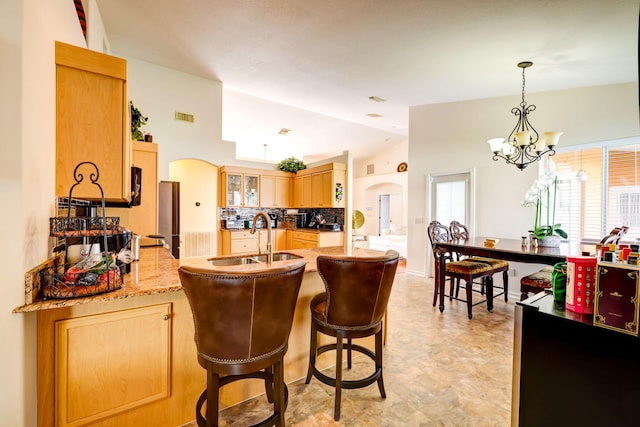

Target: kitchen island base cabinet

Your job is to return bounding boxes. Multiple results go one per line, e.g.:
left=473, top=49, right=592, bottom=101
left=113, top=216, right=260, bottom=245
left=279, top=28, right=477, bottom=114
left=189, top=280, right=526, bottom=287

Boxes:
left=37, top=293, right=203, bottom=427
left=36, top=265, right=371, bottom=426
left=54, top=304, right=171, bottom=427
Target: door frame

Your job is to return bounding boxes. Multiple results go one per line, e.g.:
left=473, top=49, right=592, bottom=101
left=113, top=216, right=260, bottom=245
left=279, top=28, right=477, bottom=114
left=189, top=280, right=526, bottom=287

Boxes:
left=426, top=168, right=476, bottom=277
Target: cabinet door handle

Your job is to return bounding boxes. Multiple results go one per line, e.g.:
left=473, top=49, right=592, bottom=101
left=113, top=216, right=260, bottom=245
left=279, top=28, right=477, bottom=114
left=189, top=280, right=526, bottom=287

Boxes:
left=163, top=314, right=170, bottom=321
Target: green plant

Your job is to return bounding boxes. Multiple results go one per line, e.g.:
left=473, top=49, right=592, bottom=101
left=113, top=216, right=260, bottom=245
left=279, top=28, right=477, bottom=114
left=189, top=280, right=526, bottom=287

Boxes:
left=277, top=157, right=307, bottom=174
left=130, top=101, right=148, bottom=140
left=522, top=173, right=568, bottom=240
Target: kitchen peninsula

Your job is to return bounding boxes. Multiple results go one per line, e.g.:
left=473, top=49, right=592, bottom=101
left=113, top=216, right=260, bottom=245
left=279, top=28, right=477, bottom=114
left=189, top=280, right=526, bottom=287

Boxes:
left=15, top=245, right=385, bottom=427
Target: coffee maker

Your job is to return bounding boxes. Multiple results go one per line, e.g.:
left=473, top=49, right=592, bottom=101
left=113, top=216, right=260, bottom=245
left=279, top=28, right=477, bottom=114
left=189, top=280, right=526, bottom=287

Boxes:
left=295, top=213, right=307, bottom=228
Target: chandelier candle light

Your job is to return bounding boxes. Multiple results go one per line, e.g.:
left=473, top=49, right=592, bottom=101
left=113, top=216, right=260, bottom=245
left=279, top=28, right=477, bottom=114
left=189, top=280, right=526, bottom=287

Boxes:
left=487, top=61, right=563, bottom=170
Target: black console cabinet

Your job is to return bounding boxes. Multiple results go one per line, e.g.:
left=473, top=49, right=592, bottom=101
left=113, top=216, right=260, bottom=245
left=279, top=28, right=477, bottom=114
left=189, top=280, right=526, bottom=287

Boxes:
left=512, top=292, right=640, bottom=427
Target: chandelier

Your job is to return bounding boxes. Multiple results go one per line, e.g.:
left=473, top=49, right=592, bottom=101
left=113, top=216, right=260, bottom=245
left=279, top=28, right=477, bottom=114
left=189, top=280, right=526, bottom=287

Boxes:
left=487, top=61, right=563, bottom=170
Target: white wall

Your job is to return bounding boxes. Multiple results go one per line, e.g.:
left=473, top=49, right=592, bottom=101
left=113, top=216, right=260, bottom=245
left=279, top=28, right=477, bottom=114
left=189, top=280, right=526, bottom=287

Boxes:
left=124, top=58, right=224, bottom=180
left=407, top=83, right=640, bottom=276
left=1, top=0, right=88, bottom=424
left=353, top=174, right=408, bottom=236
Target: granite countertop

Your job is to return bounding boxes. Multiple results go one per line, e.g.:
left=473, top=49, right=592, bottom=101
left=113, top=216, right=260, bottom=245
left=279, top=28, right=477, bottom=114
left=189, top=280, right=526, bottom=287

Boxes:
left=13, top=245, right=382, bottom=313
left=225, top=227, right=342, bottom=233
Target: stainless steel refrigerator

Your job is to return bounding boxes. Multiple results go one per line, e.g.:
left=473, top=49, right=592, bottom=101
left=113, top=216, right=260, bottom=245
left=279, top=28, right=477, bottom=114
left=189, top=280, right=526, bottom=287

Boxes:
left=158, top=181, right=180, bottom=259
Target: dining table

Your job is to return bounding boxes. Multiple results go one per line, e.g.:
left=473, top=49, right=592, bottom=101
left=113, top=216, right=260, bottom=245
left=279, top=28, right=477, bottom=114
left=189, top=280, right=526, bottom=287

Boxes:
left=431, top=237, right=592, bottom=313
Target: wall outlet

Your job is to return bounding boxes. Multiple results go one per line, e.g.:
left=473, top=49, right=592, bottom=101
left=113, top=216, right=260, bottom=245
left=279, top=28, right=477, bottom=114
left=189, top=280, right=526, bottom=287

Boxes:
left=509, top=269, right=517, bottom=277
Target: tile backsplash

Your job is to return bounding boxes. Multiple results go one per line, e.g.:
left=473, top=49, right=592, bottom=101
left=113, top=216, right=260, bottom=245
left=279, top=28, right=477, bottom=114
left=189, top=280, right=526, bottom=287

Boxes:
left=220, top=207, right=344, bottom=229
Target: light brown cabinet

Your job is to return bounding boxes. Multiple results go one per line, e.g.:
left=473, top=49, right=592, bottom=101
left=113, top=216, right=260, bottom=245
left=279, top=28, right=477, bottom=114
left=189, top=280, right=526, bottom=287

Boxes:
left=220, top=167, right=260, bottom=207
left=220, top=229, right=288, bottom=255
left=293, top=175, right=312, bottom=207
left=55, top=41, right=131, bottom=203
left=292, top=163, right=346, bottom=208
left=259, top=175, right=291, bottom=207
left=106, top=141, right=158, bottom=245
left=44, top=303, right=172, bottom=427
left=287, top=230, right=344, bottom=249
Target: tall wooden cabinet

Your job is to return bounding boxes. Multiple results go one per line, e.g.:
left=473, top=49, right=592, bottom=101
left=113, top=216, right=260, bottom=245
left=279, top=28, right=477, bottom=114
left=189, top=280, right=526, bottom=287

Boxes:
left=55, top=41, right=131, bottom=203
left=106, top=141, right=158, bottom=243
left=292, top=163, right=346, bottom=208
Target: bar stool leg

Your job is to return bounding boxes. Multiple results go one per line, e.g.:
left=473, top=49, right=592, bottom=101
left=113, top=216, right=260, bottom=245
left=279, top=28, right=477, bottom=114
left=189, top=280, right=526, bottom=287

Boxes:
left=305, top=323, right=317, bottom=384
left=205, top=365, right=219, bottom=427
left=347, top=338, right=352, bottom=369
left=334, top=332, right=344, bottom=421
left=274, top=360, right=286, bottom=427
left=375, top=328, right=386, bottom=398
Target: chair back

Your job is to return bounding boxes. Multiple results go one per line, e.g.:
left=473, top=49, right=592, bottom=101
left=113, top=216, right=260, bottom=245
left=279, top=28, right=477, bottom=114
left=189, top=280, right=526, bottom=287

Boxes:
left=427, top=221, right=451, bottom=255
left=449, top=220, right=470, bottom=243
left=178, top=259, right=306, bottom=363
left=316, top=250, right=399, bottom=328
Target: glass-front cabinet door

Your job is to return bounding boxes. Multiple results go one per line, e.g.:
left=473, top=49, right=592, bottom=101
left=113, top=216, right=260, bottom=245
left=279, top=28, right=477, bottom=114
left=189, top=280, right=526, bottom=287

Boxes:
left=226, top=173, right=243, bottom=206
left=244, top=174, right=259, bottom=206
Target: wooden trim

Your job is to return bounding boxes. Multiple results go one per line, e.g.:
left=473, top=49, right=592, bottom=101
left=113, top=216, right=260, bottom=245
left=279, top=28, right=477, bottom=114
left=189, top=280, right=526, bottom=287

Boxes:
left=55, top=41, right=127, bottom=80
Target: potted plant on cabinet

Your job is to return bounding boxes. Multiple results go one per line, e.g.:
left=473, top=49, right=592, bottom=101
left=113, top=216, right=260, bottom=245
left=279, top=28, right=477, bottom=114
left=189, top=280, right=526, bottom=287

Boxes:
left=278, top=157, right=307, bottom=174
left=522, top=172, right=568, bottom=247
left=130, top=101, right=148, bottom=141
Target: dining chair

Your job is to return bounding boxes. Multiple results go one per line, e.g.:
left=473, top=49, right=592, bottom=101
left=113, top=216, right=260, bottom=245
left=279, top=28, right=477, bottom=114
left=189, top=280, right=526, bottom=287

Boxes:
left=449, top=220, right=509, bottom=302
left=428, top=220, right=505, bottom=319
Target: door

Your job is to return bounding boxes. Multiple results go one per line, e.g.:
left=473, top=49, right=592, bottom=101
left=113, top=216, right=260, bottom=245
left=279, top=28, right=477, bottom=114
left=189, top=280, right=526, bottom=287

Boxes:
left=428, top=170, right=474, bottom=277
left=430, top=171, right=472, bottom=229
left=379, top=194, right=390, bottom=234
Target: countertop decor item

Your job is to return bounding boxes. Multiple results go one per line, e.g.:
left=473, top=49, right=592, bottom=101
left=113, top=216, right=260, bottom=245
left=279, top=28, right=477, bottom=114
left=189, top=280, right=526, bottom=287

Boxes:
left=277, top=156, right=307, bottom=173
left=522, top=171, right=567, bottom=246
left=487, top=61, right=563, bottom=170
left=130, top=101, right=148, bottom=141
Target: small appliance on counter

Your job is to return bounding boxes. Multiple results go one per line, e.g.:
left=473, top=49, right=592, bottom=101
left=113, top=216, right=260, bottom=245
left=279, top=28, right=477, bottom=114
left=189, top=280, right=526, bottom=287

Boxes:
left=319, top=223, right=341, bottom=231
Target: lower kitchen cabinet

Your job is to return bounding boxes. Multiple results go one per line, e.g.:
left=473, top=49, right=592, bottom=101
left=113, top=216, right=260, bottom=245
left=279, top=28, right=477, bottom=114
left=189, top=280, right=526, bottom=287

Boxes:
left=288, top=230, right=343, bottom=249
left=221, top=229, right=285, bottom=255
left=53, top=304, right=171, bottom=427
left=37, top=292, right=204, bottom=427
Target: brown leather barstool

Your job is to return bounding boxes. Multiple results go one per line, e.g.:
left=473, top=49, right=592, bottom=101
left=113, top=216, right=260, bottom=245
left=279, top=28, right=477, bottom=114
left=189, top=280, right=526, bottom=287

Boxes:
left=179, top=259, right=306, bottom=427
left=304, top=250, right=399, bottom=421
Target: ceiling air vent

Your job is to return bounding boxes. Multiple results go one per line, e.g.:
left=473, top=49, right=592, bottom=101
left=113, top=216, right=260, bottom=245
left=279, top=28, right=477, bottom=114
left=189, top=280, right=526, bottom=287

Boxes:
left=367, top=164, right=375, bottom=175
left=175, top=111, right=194, bottom=123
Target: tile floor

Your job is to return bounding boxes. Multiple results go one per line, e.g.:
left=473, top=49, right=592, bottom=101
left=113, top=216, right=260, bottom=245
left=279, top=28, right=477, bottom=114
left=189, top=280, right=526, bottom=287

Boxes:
left=185, top=271, right=515, bottom=426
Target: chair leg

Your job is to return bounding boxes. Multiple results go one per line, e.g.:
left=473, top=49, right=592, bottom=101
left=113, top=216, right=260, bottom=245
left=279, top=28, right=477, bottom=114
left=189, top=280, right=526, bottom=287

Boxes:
left=375, top=328, right=386, bottom=398
left=334, top=332, right=344, bottom=421
left=486, top=276, right=494, bottom=312
left=305, top=323, right=317, bottom=384
left=205, top=365, right=219, bottom=427
left=503, top=270, right=509, bottom=302
left=264, top=366, right=274, bottom=403
left=347, top=338, right=352, bottom=369
left=274, top=360, right=286, bottom=427
left=465, top=280, right=473, bottom=319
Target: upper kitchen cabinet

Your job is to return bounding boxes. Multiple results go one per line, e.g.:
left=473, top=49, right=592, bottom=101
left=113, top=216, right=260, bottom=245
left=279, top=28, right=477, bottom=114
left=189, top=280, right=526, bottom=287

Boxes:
left=220, top=166, right=260, bottom=207
left=259, top=173, right=291, bottom=207
left=55, top=41, right=130, bottom=202
left=293, top=163, right=346, bottom=208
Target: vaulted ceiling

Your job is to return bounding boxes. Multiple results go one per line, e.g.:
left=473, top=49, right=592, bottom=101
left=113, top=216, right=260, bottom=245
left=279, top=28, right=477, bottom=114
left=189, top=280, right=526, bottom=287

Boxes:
left=96, top=0, right=638, bottom=162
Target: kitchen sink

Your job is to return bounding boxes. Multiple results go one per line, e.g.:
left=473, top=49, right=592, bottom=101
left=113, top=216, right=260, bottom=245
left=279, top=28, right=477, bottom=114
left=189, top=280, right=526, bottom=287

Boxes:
left=208, top=252, right=303, bottom=266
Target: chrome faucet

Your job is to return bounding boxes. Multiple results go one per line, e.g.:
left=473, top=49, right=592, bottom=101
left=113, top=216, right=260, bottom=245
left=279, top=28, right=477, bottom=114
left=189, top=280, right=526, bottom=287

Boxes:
left=250, top=212, right=273, bottom=264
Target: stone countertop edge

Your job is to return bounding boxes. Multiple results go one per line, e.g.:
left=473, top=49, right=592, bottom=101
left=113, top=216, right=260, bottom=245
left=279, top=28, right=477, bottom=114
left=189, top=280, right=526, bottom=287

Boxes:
left=13, top=246, right=384, bottom=313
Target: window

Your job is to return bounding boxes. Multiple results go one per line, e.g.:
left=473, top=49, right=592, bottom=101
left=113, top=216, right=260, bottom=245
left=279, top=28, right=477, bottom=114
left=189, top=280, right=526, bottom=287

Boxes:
left=548, top=138, right=640, bottom=243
